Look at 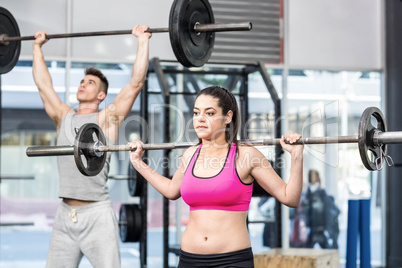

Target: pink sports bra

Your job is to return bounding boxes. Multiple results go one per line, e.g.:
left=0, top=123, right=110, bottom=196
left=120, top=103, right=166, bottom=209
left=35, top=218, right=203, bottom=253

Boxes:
left=180, top=143, right=253, bottom=211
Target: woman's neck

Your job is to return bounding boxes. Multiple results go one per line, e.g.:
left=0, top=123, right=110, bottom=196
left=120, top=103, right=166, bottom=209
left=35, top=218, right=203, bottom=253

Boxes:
left=200, top=138, right=229, bottom=153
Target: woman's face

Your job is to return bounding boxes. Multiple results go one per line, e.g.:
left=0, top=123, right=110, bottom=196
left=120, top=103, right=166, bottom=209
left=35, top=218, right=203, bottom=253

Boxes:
left=193, top=94, right=232, bottom=141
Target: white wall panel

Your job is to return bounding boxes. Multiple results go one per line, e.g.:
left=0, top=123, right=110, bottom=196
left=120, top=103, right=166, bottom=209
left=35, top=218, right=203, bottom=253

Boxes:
left=0, top=0, right=176, bottom=62
left=70, top=0, right=175, bottom=62
left=288, top=0, right=383, bottom=70
left=0, top=0, right=68, bottom=58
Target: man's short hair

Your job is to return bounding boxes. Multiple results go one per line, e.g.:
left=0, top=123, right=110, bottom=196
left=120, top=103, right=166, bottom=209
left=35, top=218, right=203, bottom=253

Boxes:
left=85, top=67, right=109, bottom=95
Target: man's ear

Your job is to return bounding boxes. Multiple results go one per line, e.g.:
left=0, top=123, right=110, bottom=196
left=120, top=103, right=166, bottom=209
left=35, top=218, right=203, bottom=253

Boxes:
left=226, top=110, right=233, bottom=124
left=97, top=91, right=106, bottom=102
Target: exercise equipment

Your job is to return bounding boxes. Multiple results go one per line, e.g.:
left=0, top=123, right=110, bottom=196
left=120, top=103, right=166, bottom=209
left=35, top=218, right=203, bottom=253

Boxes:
left=119, top=203, right=143, bottom=243
left=26, top=107, right=400, bottom=176
left=128, top=163, right=145, bottom=197
left=0, top=0, right=252, bottom=73
left=74, top=123, right=107, bottom=176
left=0, top=7, right=20, bottom=74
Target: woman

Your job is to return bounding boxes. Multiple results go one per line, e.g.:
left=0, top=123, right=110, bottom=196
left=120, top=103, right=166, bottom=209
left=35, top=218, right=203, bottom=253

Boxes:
left=129, top=86, right=304, bottom=267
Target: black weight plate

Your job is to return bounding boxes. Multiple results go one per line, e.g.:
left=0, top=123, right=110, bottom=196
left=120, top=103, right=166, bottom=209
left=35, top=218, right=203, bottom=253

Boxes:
left=119, top=204, right=142, bottom=243
left=132, top=204, right=142, bottom=242
left=119, top=204, right=131, bottom=242
left=128, top=163, right=145, bottom=197
left=0, top=7, right=20, bottom=74
left=358, top=107, right=387, bottom=171
left=169, top=0, right=215, bottom=67
left=119, top=204, right=128, bottom=242
left=74, top=123, right=107, bottom=176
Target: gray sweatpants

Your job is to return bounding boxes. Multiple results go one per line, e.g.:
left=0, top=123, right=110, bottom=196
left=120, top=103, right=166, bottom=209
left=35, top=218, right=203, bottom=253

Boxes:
left=46, top=199, right=121, bottom=268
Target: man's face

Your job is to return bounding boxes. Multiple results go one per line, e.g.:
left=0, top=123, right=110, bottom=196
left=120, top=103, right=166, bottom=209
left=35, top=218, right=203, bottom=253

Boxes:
left=77, top=75, right=105, bottom=102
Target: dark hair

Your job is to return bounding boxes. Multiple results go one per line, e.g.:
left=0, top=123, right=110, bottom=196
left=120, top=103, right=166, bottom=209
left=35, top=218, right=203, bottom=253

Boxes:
left=195, top=86, right=240, bottom=148
left=85, top=67, right=109, bottom=96
left=308, top=169, right=321, bottom=184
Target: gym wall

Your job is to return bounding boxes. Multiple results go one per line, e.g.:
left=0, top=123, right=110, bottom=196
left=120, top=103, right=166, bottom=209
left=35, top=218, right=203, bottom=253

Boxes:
left=0, top=0, right=383, bottom=71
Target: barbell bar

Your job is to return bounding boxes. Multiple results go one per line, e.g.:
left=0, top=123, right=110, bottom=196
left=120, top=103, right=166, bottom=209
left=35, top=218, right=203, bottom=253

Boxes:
left=24, top=133, right=402, bottom=154
left=0, top=22, right=252, bottom=44
left=0, top=0, right=252, bottom=74
left=26, top=107, right=400, bottom=176
left=25, top=134, right=400, bottom=156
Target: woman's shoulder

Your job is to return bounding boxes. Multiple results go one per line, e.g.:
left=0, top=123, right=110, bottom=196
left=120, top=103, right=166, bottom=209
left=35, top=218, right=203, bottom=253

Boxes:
left=236, top=144, right=267, bottom=170
left=183, top=145, right=199, bottom=156
left=237, top=143, right=264, bottom=157
left=180, top=145, right=199, bottom=162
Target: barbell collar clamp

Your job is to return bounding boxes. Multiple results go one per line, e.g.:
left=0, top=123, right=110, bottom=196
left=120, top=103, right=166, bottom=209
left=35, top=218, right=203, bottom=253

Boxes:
left=90, top=141, right=105, bottom=157
left=0, top=34, right=9, bottom=46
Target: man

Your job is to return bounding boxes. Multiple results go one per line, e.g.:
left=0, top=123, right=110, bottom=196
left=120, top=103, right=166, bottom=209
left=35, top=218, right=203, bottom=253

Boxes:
left=32, top=25, right=151, bottom=267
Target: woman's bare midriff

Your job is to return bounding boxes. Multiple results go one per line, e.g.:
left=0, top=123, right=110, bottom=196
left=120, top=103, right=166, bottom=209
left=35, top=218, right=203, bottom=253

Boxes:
left=180, top=210, right=251, bottom=254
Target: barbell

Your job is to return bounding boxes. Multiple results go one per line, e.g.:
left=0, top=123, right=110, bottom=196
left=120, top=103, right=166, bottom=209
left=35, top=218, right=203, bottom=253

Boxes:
left=0, top=0, right=252, bottom=74
left=26, top=107, right=401, bottom=176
